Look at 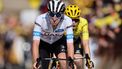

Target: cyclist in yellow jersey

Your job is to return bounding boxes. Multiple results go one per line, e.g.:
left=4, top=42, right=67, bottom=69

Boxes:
left=65, top=5, right=94, bottom=69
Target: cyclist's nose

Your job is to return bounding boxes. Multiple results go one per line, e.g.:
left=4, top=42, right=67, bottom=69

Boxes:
left=52, top=15, right=58, bottom=20
left=54, top=15, right=57, bottom=18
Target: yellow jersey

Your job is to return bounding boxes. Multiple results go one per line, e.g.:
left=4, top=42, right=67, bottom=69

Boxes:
left=74, top=17, right=89, bottom=40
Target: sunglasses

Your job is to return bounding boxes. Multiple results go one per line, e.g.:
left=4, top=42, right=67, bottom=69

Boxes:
left=49, top=12, right=62, bottom=17
left=72, top=19, right=79, bottom=22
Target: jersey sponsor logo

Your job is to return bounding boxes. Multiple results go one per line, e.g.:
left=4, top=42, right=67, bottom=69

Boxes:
left=41, top=28, right=64, bottom=36
left=42, top=32, right=63, bottom=36
left=55, top=29, right=64, bottom=32
left=33, top=31, right=41, bottom=36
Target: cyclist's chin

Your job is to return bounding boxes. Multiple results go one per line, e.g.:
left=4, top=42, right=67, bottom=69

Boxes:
left=52, top=22, right=59, bottom=26
left=51, top=20, right=60, bottom=26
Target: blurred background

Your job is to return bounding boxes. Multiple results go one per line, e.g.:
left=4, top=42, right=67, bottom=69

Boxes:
left=0, top=0, right=122, bottom=69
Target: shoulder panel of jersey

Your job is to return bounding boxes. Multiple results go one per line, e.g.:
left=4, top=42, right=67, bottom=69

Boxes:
left=74, top=17, right=89, bottom=40
left=33, top=13, right=47, bottom=40
left=35, top=13, right=47, bottom=24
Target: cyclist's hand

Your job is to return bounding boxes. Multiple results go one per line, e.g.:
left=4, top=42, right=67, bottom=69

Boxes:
left=86, top=59, right=94, bottom=68
left=33, top=62, right=41, bottom=69
left=85, top=54, right=94, bottom=68
left=68, top=57, right=74, bottom=62
left=33, top=58, right=41, bottom=69
left=68, top=57, right=74, bottom=69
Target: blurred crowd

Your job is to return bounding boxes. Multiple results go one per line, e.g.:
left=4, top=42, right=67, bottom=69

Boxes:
left=0, top=0, right=122, bottom=69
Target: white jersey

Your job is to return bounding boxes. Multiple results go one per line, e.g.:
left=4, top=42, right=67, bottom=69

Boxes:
left=33, top=13, right=73, bottom=44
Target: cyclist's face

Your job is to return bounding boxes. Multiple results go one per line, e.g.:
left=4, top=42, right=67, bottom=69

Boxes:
left=49, top=12, right=62, bottom=26
left=72, top=19, right=79, bottom=27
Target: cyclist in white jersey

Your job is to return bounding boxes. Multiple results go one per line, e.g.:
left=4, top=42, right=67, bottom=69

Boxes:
left=32, top=0, right=74, bottom=69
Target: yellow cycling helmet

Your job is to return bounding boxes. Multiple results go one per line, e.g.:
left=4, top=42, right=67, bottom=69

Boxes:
left=65, top=5, right=81, bottom=19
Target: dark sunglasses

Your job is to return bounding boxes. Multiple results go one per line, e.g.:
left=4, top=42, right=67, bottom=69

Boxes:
left=72, top=19, right=79, bottom=22
left=49, top=12, right=62, bottom=17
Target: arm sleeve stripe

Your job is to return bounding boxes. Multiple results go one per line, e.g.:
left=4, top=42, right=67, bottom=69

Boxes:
left=67, top=34, right=73, bottom=39
left=33, top=31, right=41, bottom=36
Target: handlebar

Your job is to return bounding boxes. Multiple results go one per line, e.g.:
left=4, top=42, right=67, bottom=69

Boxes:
left=36, top=57, right=85, bottom=68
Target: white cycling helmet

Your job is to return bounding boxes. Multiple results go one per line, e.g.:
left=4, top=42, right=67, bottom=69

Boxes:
left=47, top=0, right=65, bottom=13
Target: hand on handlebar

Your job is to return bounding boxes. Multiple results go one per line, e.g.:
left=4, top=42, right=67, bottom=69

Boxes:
left=86, top=59, right=94, bottom=68
left=68, top=57, right=74, bottom=69
left=85, top=54, right=94, bottom=68
left=33, top=58, right=41, bottom=69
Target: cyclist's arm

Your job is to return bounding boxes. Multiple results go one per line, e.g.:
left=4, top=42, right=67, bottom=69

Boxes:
left=80, top=19, right=90, bottom=56
left=32, top=22, right=42, bottom=62
left=66, top=19, right=74, bottom=58
left=81, top=21, right=94, bottom=68
left=32, top=40, right=40, bottom=62
left=67, top=40, right=74, bottom=58
left=82, top=40, right=90, bottom=56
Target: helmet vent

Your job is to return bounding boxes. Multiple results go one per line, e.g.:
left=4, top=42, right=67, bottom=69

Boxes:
left=67, top=8, right=69, bottom=10
left=68, top=12, right=70, bottom=15
left=77, top=12, right=79, bottom=15
left=71, top=10, right=73, bottom=14
left=75, top=10, right=76, bottom=15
